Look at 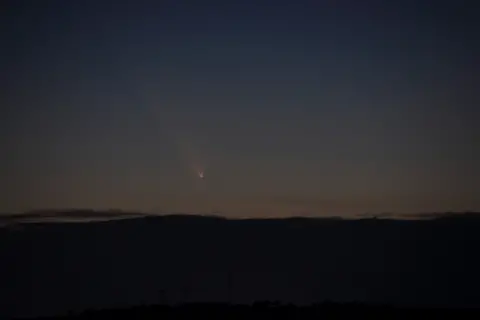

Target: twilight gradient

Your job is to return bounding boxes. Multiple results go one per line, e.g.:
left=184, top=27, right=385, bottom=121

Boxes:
left=1, top=1, right=479, bottom=217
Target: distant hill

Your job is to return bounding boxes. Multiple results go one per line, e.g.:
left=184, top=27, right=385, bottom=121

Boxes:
left=2, top=209, right=479, bottom=226
left=1, top=211, right=480, bottom=318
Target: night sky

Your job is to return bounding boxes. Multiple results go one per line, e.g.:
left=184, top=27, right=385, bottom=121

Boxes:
left=2, top=1, right=479, bottom=217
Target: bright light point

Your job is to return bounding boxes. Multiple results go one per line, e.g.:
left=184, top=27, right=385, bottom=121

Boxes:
left=198, top=171, right=205, bottom=179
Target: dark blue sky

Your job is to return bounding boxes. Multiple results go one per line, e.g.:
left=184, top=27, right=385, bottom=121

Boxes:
left=2, top=0, right=479, bottom=216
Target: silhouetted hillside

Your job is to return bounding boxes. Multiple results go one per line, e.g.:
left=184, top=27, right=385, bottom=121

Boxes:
left=20, top=302, right=480, bottom=320
left=2, top=212, right=480, bottom=318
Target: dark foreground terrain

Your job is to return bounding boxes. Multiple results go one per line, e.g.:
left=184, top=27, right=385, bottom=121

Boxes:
left=15, top=302, right=480, bottom=320
left=1, top=211, right=480, bottom=318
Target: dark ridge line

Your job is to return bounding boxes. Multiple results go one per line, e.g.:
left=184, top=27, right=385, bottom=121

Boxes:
left=1, top=210, right=479, bottom=228
left=15, top=301, right=480, bottom=320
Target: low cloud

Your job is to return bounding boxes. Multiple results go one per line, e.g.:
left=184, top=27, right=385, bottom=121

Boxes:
left=0, top=209, right=147, bottom=226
